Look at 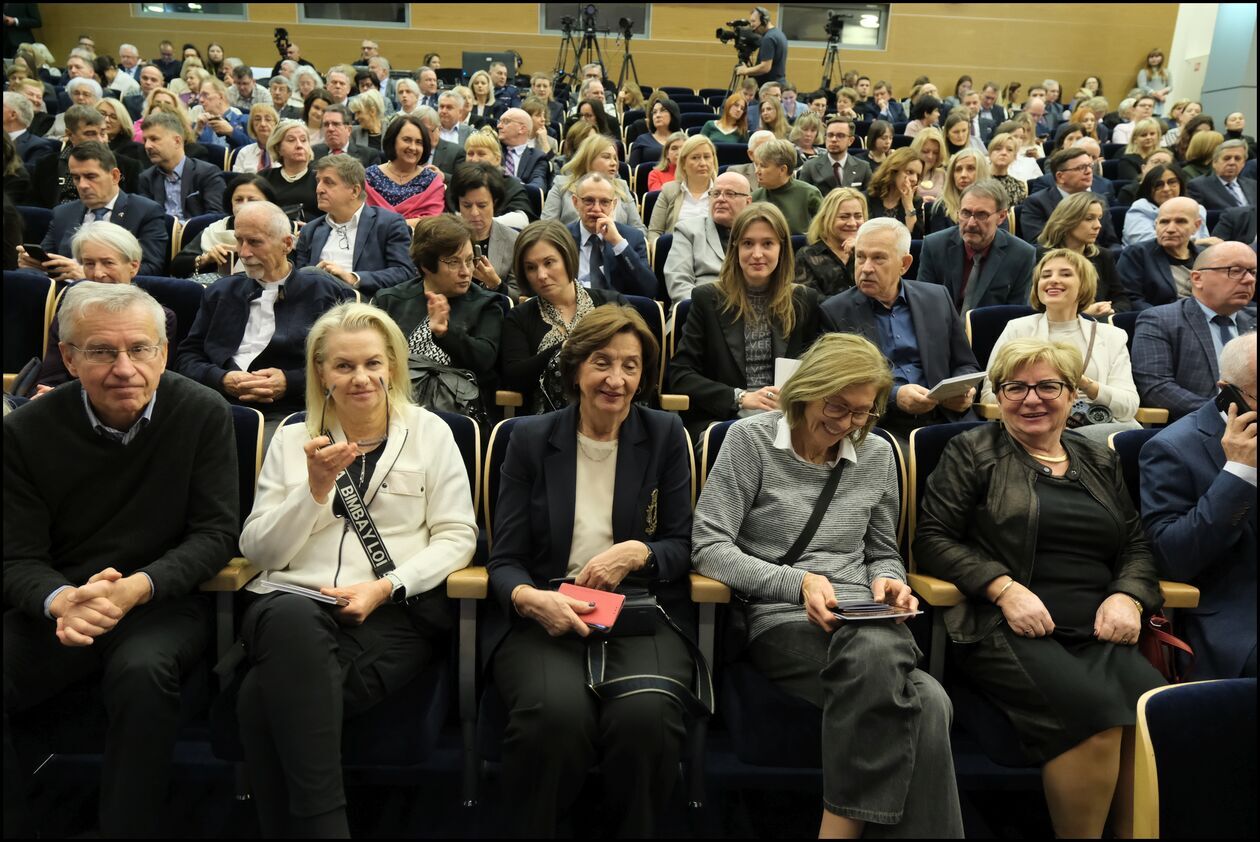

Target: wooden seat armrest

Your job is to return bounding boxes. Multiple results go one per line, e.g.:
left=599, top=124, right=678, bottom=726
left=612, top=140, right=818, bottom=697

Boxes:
left=907, top=572, right=965, bottom=607
left=977, top=403, right=1001, bottom=420
left=1135, top=407, right=1169, bottom=425
left=689, top=572, right=731, bottom=604
left=2, top=373, right=16, bottom=393
left=448, top=566, right=489, bottom=599
left=495, top=391, right=523, bottom=408
left=1158, top=580, right=1199, bottom=609
left=199, top=557, right=259, bottom=592
left=659, top=393, right=690, bottom=412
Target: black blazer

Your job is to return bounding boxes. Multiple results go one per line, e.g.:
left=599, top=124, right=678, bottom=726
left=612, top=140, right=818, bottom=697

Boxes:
left=31, top=148, right=142, bottom=209
left=1116, top=239, right=1201, bottom=310
left=1186, top=175, right=1257, bottom=211
left=430, top=139, right=466, bottom=179
left=916, top=227, right=1037, bottom=311
left=498, top=289, right=627, bottom=410
left=668, top=282, right=822, bottom=438
left=136, top=155, right=226, bottom=218
left=564, top=221, right=656, bottom=298
left=41, top=190, right=168, bottom=276
left=1213, top=205, right=1257, bottom=243
left=311, top=143, right=381, bottom=168
left=1020, top=187, right=1118, bottom=247
left=13, top=130, right=58, bottom=169
left=484, top=404, right=695, bottom=666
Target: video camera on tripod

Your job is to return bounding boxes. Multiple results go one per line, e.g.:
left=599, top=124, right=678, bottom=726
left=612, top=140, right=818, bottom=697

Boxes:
left=715, top=19, right=762, bottom=64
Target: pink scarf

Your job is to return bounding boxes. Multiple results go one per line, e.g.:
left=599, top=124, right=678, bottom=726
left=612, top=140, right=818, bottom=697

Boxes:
left=364, top=171, right=446, bottom=219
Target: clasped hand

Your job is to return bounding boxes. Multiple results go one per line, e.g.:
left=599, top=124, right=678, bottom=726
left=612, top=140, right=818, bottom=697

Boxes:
left=51, top=568, right=149, bottom=647
left=1093, top=593, right=1141, bottom=645
left=223, top=368, right=287, bottom=403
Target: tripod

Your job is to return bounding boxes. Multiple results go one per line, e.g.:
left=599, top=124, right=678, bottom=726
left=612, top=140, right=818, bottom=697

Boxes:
left=569, top=26, right=607, bottom=84
left=820, top=34, right=842, bottom=91
left=617, top=32, right=639, bottom=89
left=553, top=23, right=582, bottom=92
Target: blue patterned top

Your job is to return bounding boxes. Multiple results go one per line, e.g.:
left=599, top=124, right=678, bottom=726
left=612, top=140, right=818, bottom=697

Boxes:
left=364, top=165, right=438, bottom=207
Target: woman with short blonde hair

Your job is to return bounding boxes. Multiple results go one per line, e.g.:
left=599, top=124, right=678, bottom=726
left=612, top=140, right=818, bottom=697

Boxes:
left=797, top=187, right=868, bottom=296
left=986, top=132, right=1028, bottom=207
left=647, top=134, right=717, bottom=243
left=541, top=133, right=644, bottom=231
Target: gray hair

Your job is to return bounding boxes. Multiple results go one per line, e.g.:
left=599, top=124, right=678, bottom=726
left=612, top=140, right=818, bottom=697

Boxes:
left=856, top=217, right=912, bottom=257
left=59, top=281, right=167, bottom=346
left=395, top=78, right=419, bottom=98
left=1043, top=78, right=1059, bottom=89
left=70, top=221, right=143, bottom=264
left=4, top=92, right=33, bottom=127
left=235, top=201, right=292, bottom=240
left=758, top=80, right=782, bottom=97
left=350, top=88, right=385, bottom=117
left=417, top=66, right=436, bottom=81
left=269, top=74, right=292, bottom=92
left=64, top=103, right=105, bottom=135
left=140, top=110, right=185, bottom=137
left=66, top=77, right=103, bottom=100
left=1220, top=332, right=1257, bottom=386
left=412, top=104, right=438, bottom=130
left=747, top=129, right=775, bottom=151
left=438, top=89, right=465, bottom=108
left=291, top=65, right=322, bottom=89
left=119, top=43, right=138, bottom=56
left=961, top=178, right=1011, bottom=213
left=754, top=138, right=797, bottom=169
left=372, top=56, right=391, bottom=72
left=1213, top=138, right=1248, bottom=162
left=578, top=78, right=604, bottom=99
left=573, top=170, right=617, bottom=195
left=314, top=152, right=366, bottom=193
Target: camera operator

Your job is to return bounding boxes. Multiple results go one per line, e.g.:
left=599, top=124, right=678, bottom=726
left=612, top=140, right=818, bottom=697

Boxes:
left=734, top=7, right=787, bottom=86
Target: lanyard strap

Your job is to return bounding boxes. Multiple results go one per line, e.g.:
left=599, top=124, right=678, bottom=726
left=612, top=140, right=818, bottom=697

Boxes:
left=332, top=455, right=397, bottom=579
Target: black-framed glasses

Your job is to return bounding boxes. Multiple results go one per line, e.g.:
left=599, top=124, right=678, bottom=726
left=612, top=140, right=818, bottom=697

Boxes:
left=997, top=380, right=1068, bottom=401
left=1198, top=265, right=1257, bottom=281
left=821, top=399, right=879, bottom=425
left=69, top=344, right=162, bottom=365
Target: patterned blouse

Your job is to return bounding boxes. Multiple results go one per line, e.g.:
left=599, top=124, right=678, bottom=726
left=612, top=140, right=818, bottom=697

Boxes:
left=365, top=165, right=439, bottom=207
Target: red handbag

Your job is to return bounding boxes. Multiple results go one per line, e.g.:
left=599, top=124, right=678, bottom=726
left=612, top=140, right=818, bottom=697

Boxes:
left=1139, top=613, right=1195, bottom=682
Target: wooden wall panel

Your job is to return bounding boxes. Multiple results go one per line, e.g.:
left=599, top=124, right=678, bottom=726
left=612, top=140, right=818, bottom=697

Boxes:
left=33, top=3, right=1177, bottom=104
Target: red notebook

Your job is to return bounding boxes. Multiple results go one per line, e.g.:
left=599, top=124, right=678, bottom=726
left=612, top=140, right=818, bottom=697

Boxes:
left=557, top=583, right=626, bottom=631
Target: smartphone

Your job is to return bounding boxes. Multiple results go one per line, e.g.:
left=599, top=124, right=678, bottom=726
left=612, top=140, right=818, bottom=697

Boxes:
left=1215, top=383, right=1251, bottom=416
left=473, top=244, right=483, bottom=261
left=22, top=243, right=50, bottom=262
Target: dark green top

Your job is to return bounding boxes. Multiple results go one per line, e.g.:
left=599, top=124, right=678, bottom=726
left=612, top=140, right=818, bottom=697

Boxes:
left=750, top=178, right=823, bottom=236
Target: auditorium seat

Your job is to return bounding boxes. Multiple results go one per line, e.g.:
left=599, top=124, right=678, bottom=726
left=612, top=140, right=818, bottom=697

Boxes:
left=17, top=205, right=53, bottom=245
left=2, top=270, right=55, bottom=388
left=965, top=305, right=1036, bottom=368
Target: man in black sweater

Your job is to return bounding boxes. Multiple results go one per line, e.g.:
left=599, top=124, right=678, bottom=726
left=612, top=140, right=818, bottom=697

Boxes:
left=3, top=282, right=239, bottom=837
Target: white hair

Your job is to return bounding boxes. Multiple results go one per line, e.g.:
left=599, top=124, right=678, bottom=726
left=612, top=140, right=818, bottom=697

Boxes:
left=4, top=92, right=33, bottom=127
left=412, top=104, right=438, bottom=129
left=1220, top=333, right=1257, bottom=387
left=747, top=129, right=774, bottom=151
left=856, top=217, right=912, bottom=257
left=373, top=56, right=391, bottom=72
left=438, top=89, right=465, bottom=108
left=395, top=78, right=419, bottom=96
left=59, top=281, right=167, bottom=346
left=66, top=77, right=103, bottom=100
left=291, top=65, right=322, bottom=89
left=70, top=221, right=143, bottom=264
left=119, top=43, right=138, bottom=55
left=235, top=201, right=292, bottom=240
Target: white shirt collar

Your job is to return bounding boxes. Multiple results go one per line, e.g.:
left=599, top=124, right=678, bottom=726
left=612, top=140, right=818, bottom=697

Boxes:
left=327, top=201, right=365, bottom=232
left=772, top=414, right=857, bottom=469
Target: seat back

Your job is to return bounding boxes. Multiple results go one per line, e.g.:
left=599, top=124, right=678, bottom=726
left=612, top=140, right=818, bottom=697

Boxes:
left=680, top=112, right=711, bottom=130
left=633, top=162, right=652, bottom=198
left=230, top=405, right=265, bottom=531
left=16, top=205, right=54, bottom=245
left=624, top=294, right=666, bottom=394
left=179, top=213, right=228, bottom=256
left=677, top=101, right=713, bottom=114
left=627, top=142, right=655, bottom=169
left=907, top=421, right=986, bottom=570
left=965, top=305, right=1037, bottom=369
left=670, top=298, right=691, bottom=357
left=1102, top=159, right=1121, bottom=181
left=1108, top=428, right=1159, bottom=511
left=2, top=270, right=56, bottom=372
left=642, top=189, right=661, bottom=226
left=1102, top=142, right=1125, bottom=160
left=162, top=215, right=182, bottom=266
left=658, top=86, right=696, bottom=97
left=483, top=416, right=521, bottom=549
left=906, top=239, right=923, bottom=280
left=789, top=234, right=805, bottom=255
left=698, top=88, right=730, bottom=99
left=869, top=428, right=908, bottom=550
left=1108, top=202, right=1126, bottom=234
left=525, top=185, right=543, bottom=221
left=652, top=232, right=673, bottom=302
left=716, top=144, right=748, bottom=167
left=1110, top=310, right=1140, bottom=353
left=134, top=275, right=207, bottom=349
left=698, top=419, right=735, bottom=490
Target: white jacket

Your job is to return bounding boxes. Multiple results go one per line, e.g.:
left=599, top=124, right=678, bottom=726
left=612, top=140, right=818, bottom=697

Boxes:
left=241, top=404, right=477, bottom=597
left=981, top=314, right=1140, bottom=421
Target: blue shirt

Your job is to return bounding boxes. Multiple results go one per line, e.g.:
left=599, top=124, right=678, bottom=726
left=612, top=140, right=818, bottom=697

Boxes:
left=1194, top=297, right=1241, bottom=359
left=870, top=287, right=923, bottom=403
left=162, top=156, right=187, bottom=220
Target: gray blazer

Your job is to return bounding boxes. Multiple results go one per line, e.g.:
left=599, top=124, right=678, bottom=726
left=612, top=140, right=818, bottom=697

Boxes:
left=796, top=152, right=872, bottom=193
left=485, top=219, right=522, bottom=300
left=916, top=227, right=1036, bottom=312
left=664, top=215, right=725, bottom=304
left=647, top=180, right=710, bottom=245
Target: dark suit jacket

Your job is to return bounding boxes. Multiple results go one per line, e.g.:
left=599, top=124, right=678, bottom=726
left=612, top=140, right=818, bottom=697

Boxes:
left=1030, top=172, right=1115, bottom=203
left=916, top=227, right=1036, bottom=311
left=1132, top=297, right=1257, bottom=419
left=860, top=99, right=905, bottom=123
left=669, top=282, right=822, bottom=437
left=483, top=404, right=695, bottom=665
left=1020, top=187, right=1117, bottom=246
left=1116, top=239, right=1201, bottom=310
left=796, top=152, right=873, bottom=193
left=565, top=221, right=656, bottom=298
left=1213, top=205, right=1257, bottom=244
left=175, top=268, right=353, bottom=411
left=13, top=130, right=59, bottom=169
left=310, top=142, right=382, bottom=168
left=123, top=92, right=147, bottom=121
left=31, top=148, right=142, bottom=209
left=511, top=145, right=550, bottom=192
left=976, top=104, right=1007, bottom=143
left=819, top=280, right=980, bottom=430
left=292, top=204, right=414, bottom=297
left=1140, top=401, right=1257, bottom=679
left=430, top=139, right=466, bottom=179
left=136, top=155, right=226, bottom=219
left=41, top=190, right=168, bottom=276
left=1186, top=175, right=1258, bottom=211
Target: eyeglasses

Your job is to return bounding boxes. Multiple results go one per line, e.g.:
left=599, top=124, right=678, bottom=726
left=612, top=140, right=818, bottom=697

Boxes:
left=821, top=399, right=879, bottom=425
left=1062, top=164, right=1093, bottom=175
left=439, top=256, right=477, bottom=270
left=997, top=380, right=1068, bottom=401
left=70, top=344, right=163, bottom=365
left=958, top=209, right=995, bottom=222
left=707, top=189, right=750, bottom=200
left=1198, top=265, right=1257, bottom=281
left=332, top=224, right=350, bottom=250
left=578, top=196, right=616, bottom=208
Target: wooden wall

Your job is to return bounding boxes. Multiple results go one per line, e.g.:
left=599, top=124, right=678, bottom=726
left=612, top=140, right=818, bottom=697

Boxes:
left=34, top=3, right=1178, bottom=102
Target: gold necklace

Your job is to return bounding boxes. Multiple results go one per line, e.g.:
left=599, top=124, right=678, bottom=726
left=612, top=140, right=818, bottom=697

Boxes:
left=1029, top=450, right=1068, bottom=463
left=577, top=431, right=617, bottom=463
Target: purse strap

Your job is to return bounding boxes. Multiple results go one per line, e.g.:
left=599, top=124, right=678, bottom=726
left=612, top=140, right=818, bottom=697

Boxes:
left=586, top=605, right=715, bottom=719
left=780, top=461, right=845, bottom=567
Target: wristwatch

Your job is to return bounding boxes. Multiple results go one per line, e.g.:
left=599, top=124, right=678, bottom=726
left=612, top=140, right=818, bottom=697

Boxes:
left=734, top=388, right=747, bottom=411
left=386, top=572, right=406, bottom=603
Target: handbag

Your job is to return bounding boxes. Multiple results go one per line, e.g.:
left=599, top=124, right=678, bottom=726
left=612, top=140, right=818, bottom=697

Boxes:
left=407, top=354, right=485, bottom=422
left=722, top=461, right=847, bottom=663
left=1138, top=612, right=1195, bottom=683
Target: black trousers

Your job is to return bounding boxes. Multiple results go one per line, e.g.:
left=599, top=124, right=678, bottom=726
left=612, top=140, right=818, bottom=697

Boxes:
left=492, top=618, right=694, bottom=837
left=3, top=596, right=211, bottom=838
left=235, top=592, right=441, bottom=838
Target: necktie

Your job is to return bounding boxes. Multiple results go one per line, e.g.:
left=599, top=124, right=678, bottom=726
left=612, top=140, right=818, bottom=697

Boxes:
left=960, top=252, right=982, bottom=309
left=588, top=236, right=605, bottom=288
left=333, top=148, right=345, bottom=156
left=91, top=207, right=109, bottom=222
left=832, top=161, right=843, bottom=188
left=1226, top=180, right=1245, bottom=207
left=1211, top=314, right=1235, bottom=348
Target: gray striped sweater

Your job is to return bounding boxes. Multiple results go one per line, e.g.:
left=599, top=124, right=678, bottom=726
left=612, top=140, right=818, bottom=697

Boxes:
left=692, top=412, right=905, bottom=641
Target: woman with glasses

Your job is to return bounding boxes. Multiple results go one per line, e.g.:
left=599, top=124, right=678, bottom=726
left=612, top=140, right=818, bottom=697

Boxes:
left=541, top=133, right=644, bottom=232
left=669, top=202, right=822, bottom=440
left=795, top=187, right=867, bottom=297
left=1122, top=163, right=1212, bottom=246
left=647, top=134, right=717, bottom=244
left=981, top=249, right=1141, bottom=441
left=372, top=214, right=502, bottom=422
left=499, top=220, right=627, bottom=414
left=235, top=301, right=477, bottom=837
left=693, top=332, right=964, bottom=839
left=232, top=104, right=279, bottom=173
left=916, top=337, right=1164, bottom=839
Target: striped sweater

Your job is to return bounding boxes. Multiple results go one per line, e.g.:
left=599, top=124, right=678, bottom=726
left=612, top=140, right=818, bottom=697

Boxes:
left=692, top=412, right=905, bottom=641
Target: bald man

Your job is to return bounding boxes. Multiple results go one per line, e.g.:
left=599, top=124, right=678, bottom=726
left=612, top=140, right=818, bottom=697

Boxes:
left=1118, top=196, right=1217, bottom=309
left=496, top=107, right=549, bottom=192
left=665, top=171, right=754, bottom=302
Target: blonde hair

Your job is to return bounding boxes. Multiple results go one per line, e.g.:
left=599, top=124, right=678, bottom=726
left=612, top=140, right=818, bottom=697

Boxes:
left=758, top=96, right=789, bottom=139
left=304, top=302, right=415, bottom=437
left=716, top=203, right=797, bottom=336
left=266, top=119, right=311, bottom=164
left=465, top=126, right=502, bottom=165
left=676, top=133, right=717, bottom=179
left=617, top=81, right=644, bottom=110
left=939, top=148, right=991, bottom=222
left=1037, top=191, right=1104, bottom=258
left=246, top=103, right=278, bottom=141
left=468, top=70, right=493, bottom=105
left=1125, top=117, right=1163, bottom=156
left=1030, top=248, right=1098, bottom=313
left=807, top=187, right=868, bottom=245
left=909, top=126, right=945, bottom=173
left=987, top=131, right=1017, bottom=154
left=780, top=333, right=893, bottom=445
left=561, top=119, right=597, bottom=156
left=654, top=130, right=688, bottom=173
left=560, top=134, right=628, bottom=200
left=989, top=338, right=1083, bottom=393
left=789, top=112, right=823, bottom=147
left=143, top=88, right=195, bottom=143
left=1184, top=129, right=1223, bottom=165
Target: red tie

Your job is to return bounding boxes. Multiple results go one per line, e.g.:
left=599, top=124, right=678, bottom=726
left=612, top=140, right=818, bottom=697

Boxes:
left=333, top=148, right=345, bottom=156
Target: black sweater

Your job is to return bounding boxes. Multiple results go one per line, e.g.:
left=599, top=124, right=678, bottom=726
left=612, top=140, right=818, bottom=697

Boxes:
left=3, top=371, right=240, bottom=618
